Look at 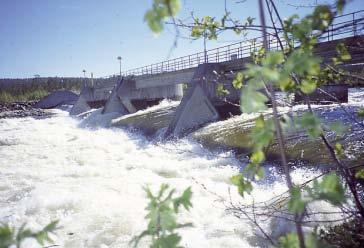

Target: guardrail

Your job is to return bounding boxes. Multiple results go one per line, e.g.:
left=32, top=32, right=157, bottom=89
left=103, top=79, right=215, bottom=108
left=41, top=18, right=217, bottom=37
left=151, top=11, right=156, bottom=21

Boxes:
left=112, top=10, right=364, bottom=78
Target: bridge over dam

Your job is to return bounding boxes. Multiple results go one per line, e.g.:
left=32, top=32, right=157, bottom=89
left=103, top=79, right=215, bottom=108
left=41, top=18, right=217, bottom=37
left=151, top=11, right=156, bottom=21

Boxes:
left=70, top=10, right=364, bottom=137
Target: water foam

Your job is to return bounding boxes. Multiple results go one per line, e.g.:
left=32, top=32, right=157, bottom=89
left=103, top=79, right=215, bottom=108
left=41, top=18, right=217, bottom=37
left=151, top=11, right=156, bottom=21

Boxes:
left=0, top=98, right=354, bottom=247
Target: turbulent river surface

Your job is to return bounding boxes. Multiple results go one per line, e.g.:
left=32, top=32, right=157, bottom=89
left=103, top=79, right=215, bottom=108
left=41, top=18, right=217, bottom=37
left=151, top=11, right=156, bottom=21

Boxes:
left=0, top=89, right=363, bottom=248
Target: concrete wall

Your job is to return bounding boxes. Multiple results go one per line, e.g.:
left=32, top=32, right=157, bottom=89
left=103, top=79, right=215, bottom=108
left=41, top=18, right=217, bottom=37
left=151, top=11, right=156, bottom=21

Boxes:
left=117, top=78, right=183, bottom=100
left=134, top=68, right=195, bottom=88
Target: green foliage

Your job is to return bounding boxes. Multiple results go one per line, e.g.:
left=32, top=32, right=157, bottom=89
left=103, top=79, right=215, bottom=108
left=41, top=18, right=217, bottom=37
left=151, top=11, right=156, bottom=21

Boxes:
left=244, top=156, right=265, bottom=180
left=131, top=184, right=193, bottom=248
left=357, top=108, right=364, bottom=118
left=333, top=43, right=352, bottom=65
left=0, top=221, right=58, bottom=248
left=191, top=16, right=221, bottom=40
left=308, top=173, right=345, bottom=205
left=288, top=173, right=345, bottom=214
left=230, top=174, right=253, bottom=197
left=288, top=186, right=308, bottom=214
left=216, top=83, right=229, bottom=97
left=279, top=231, right=329, bottom=248
left=145, top=0, right=356, bottom=246
left=232, top=72, right=244, bottom=89
left=144, top=0, right=181, bottom=33
left=295, top=113, right=323, bottom=138
left=0, top=89, right=48, bottom=103
left=251, top=47, right=266, bottom=65
left=329, top=122, right=347, bottom=136
left=334, top=142, right=344, bottom=158
left=250, top=115, right=275, bottom=151
left=0, top=77, right=82, bottom=103
left=190, top=13, right=255, bottom=40
left=320, top=217, right=364, bottom=247
left=240, top=82, right=268, bottom=113
left=336, top=0, right=346, bottom=14
left=355, top=169, right=364, bottom=180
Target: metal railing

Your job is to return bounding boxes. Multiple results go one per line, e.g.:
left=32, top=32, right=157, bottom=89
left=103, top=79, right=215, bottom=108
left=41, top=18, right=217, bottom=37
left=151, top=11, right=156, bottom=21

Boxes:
left=112, top=10, right=364, bottom=78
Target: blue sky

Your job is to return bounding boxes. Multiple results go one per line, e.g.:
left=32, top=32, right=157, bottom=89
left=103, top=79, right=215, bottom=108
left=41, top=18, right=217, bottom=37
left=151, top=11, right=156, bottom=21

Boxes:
left=0, top=0, right=362, bottom=78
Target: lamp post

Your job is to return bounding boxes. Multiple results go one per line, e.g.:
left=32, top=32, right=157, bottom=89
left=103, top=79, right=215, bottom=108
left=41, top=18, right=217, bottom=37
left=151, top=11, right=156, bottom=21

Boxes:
left=82, top=69, right=86, bottom=88
left=203, top=30, right=207, bottom=63
left=117, top=56, right=122, bottom=78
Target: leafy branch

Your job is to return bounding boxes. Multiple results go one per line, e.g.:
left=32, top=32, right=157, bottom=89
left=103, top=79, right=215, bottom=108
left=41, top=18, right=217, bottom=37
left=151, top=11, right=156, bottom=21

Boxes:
left=131, top=184, right=193, bottom=248
left=0, top=221, right=59, bottom=248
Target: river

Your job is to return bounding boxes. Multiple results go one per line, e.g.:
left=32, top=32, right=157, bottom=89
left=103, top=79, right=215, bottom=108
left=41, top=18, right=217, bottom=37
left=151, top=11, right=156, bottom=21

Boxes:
left=1, top=89, right=362, bottom=247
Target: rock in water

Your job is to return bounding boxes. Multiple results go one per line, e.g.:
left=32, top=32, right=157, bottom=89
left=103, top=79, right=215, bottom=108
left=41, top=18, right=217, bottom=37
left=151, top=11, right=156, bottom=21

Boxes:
left=35, top=91, right=78, bottom=109
left=111, top=101, right=179, bottom=136
left=193, top=105, right=364, bottom=166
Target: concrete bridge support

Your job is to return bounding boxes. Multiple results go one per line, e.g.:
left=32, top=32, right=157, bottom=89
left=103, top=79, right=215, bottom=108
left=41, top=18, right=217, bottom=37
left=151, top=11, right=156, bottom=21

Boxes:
left=164, top=63, right=228, bottom=138
left=102, top=79, right=129, bottom=115
left=70, top=81, right=115, bottom=115
left=70, top=95, right=92, bottom=116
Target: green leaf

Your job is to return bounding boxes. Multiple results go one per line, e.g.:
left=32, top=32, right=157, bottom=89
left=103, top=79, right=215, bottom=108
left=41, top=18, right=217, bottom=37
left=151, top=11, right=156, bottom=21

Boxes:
left=336, top=43, right=351, bottom=61
left=311, top=5, right=333, bottom=31
left=334, top=142, right=344, bottom=157
left=279, top=232, right=300, bottom=248
left=295, top=113, right=322, bottom=138
left=309, top=173, right=345, bottom=205
left=284, top=50, right=321, bottom=77
left=279, top=231, right=330, bottom=248
left=0, top=224, right=14, bottom=248
left=216, top=83, right=229, bottom=97
left=355, top=169, right=364, bottom=179
left=232, top=72, right=244, bottom=89
left=250, top=116, right=275, bottom=151
left=336, top=0, right=346, bottom=13
left=329, top=121, right=347, bottom=136
left=159, top=209, right=178, bottom=231
left=262, top=51, right=284, bottom=68
left=288, top=186, right=307, bottom=214
left=250, top=150, right=265, bottom=164
left=151, top=233, right=181, bottom=248
left=132, top=184, right=192, bottom=247
left=240, top=82, right=268, bottom=113
left=144, top=0, right=181, bottom=33
left=244, top=162, right=265, bottom=180
left=278, top=77, right=295, bottom=92
left=300, top=79, right=317, bottom=94
left=231, top=174, right=253, bottom=197
left=357, top=108, right=364, bottom=118
left=173, top=187, right=193, bottom=212
left=0, top=221, right=58, bottom=248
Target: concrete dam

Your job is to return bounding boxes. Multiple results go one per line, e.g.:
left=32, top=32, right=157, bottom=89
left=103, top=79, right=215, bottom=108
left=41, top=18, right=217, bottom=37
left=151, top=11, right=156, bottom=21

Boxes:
left=69, top=10, right=364, bottom=138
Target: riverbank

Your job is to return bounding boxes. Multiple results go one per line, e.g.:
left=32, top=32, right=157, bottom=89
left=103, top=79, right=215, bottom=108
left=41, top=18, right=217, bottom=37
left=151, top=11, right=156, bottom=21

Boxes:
left=0, top=101, right=53, bottom=119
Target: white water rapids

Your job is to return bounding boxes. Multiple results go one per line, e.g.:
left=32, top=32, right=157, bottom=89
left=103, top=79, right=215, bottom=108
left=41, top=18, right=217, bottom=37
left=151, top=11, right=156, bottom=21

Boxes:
left=0, top=89, right=363, bottom=247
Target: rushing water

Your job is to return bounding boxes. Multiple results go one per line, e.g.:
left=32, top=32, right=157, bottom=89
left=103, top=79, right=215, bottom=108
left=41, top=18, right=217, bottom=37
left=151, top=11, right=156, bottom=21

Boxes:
left=1, top=89, right=363, bottom=248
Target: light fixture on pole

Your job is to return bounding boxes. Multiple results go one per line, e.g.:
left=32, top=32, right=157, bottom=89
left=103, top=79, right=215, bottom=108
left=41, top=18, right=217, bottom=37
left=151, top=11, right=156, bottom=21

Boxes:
left=82, top=69, right=87, bottom=88
left=203, top=30, right=207, bottom=63
left=117, top=56, right=122, bottom=78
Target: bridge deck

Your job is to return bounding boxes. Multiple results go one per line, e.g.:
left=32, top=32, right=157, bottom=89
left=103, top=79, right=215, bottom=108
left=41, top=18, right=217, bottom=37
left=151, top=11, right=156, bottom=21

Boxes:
left=117, top=10, right=364, bottom=79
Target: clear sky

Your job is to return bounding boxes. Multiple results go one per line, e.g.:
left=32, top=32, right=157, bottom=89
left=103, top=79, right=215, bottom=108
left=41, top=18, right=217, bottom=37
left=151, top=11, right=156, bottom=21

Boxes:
left=0, top=0, right=362, bottom=79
